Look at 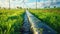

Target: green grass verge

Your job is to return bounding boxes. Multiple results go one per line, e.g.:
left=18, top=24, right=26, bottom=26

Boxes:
left=0, top=9, right=25, bottom=34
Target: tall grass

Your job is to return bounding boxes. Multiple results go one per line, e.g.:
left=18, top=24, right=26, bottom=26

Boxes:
left=29, top=8, right=60, bottom=34
left=0, top=9, right=24, bottom=34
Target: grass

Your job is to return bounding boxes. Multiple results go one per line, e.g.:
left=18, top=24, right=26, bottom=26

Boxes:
left=0, top=9, right=25, bottom=34
left=29, top=8, right=60, bottom=34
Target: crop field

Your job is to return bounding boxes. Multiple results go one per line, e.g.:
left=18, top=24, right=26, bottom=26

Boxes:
left=0, top=8, right=60, bottom=34
left=0, top=9, right=25, bottom=34
left=29, top=8, right=60, bottom=34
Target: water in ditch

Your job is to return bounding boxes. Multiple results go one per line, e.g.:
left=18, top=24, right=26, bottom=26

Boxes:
left=21, top=13, right=33, bottom=34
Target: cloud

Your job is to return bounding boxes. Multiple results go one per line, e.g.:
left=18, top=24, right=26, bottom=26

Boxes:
left=0, top=0, right=60, bottom=8
left=24, top=2, right=45, bottom=8
left=0, top=0, right=9, bottom=8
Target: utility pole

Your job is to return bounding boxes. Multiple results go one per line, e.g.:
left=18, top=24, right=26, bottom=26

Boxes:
left=23, top=0, right=25, bottom=9
left=36, top=0, right=37, bottom=10
left=9, top=0, right=10, bottom=9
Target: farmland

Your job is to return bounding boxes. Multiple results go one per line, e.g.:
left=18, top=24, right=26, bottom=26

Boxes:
left=0, top=9, right=25, bottom=34
left=29, top=8, right=60, bottom=34
left=0, top=8, right=60, bottom=34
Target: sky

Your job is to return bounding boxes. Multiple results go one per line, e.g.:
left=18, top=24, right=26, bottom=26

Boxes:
left=0, top=0, right=60, bottom=8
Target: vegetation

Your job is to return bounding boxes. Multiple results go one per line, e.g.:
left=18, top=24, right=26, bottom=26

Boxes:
left=0, top=9, right=25, bottom=34
left=0, top=8, right=60, bottom=34
left=29, top=8, right=60, bottom=34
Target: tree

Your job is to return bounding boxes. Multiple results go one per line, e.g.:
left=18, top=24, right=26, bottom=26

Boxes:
left=54, top=6, right=56, bottom=8
left=17, top=6, right=22, bottom=9
left=20, top=7, right=22, bottom=9
left=0, top=7, right=1, bottom=9
left=48, top=6, right=50, bottom=8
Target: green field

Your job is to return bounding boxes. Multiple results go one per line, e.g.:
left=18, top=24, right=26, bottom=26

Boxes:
left=0, top=8, right=60, bottom=34
left=29, top=8, right=60, bottom=34
left=0, top=9, right=25, bottom=34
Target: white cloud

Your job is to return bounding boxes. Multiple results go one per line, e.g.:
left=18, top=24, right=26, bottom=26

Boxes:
left=0, top=0, right=60, bottom=8
left=24, top=2, right=45, bottom=8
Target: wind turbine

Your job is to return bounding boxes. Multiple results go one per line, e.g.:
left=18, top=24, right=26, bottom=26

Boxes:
left=19, top=0, right=29, bottom=9
left=8, top=0, right=29, bottom=9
